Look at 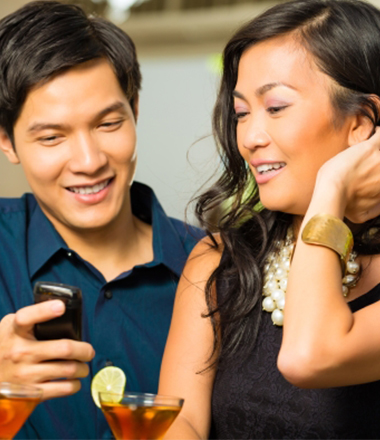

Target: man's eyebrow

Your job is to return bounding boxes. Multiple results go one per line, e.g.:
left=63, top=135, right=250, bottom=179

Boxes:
left=27, top=101, right=129, bottom=134
left=233, top=82, right=296, bottom=101
left=96, top=101, right=128, bottom=119
left=27, top=123, right=67, bottom=134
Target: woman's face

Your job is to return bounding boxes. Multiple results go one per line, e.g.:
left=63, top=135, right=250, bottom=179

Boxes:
left=234, top=36, right=355, bottom=215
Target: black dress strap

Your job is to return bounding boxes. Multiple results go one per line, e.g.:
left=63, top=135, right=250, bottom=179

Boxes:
left=348, top=283, right=380, bottom=313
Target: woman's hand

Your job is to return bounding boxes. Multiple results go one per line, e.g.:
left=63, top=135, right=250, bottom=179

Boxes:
left=316, top=127, right=380, bottom=224
left=279, top=129, right=380, bottom=388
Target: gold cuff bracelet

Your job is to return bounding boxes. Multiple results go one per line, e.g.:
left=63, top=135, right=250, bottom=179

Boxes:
left=301, top=213, right=354, bottom=276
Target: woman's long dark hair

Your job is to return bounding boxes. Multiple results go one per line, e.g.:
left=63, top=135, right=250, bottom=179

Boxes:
left=197, top=0, right=380, bottom=367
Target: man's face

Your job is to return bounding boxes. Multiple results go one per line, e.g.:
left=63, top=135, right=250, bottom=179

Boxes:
left=2, top=58, right=138, bottom=237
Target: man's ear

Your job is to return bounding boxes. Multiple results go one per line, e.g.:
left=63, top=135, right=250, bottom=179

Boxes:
left=0, top=128, right=19, bottom=164
left=348, top=95, right=380, bottom=145
left=132, top=95, right=139, bottom=123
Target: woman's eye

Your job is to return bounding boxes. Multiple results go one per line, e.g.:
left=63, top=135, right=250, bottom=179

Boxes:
left=266, top=105, right=288, bottom=115
left=234, top=111, right=249, bottom=121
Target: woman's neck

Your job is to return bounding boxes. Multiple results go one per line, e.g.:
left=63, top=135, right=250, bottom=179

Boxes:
left=291, top=215, right=304, bottom=240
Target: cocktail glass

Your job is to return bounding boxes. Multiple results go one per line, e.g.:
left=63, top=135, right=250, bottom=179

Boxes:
left=0, top=382, right=42, bottom=440
left=99, top=391, right=184, bottom=440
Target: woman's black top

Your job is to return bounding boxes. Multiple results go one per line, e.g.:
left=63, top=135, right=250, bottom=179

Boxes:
left=211, top=271, right=380, bottom=439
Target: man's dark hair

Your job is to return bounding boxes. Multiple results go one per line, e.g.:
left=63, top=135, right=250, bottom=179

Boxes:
left=0, top=0, right=142, bottom=144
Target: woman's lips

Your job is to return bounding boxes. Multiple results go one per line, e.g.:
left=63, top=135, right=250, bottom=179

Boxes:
left=251, top=161, right=286, bottom=184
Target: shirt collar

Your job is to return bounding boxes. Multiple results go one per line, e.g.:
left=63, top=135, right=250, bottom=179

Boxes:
left=27, top=182, right=189, bottom=279
left=27, top=202, right=68, bottom=279
left=131, top=181, right=189, bottom=277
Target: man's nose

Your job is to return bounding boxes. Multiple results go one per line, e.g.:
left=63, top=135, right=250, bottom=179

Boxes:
left=69, top=133, right=107, bottom=174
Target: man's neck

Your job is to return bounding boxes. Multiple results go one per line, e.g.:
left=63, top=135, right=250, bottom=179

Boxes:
left=44, top=207, right=154, bottom=282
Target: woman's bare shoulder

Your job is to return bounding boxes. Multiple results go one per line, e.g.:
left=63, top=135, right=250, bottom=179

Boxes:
left=181, top=233, right=224, bottom=285
left=187, top=233, right=223, bottom=264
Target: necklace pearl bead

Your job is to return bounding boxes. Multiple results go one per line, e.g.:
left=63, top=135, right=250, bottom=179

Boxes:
left=347, top=260, right=360, bottom=275
left=263, top=296, right=276, bottom=312
left=342, top=285, right=349, bottom=297
left=272, top=289, right=284, bottom=302
left=279, top=278, right=288, bottom=291
left=343, top=274, right=357, bottom=285
left=271, top=309, right=284, bottom=326
left=266, top=279, right=277, bottom=293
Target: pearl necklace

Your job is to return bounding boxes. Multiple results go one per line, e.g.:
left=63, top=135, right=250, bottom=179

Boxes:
left=262, top=229, right=360, bottom=326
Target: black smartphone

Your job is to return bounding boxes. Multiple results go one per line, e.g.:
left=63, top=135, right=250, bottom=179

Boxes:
left=33, top=281, right=82, bottom=341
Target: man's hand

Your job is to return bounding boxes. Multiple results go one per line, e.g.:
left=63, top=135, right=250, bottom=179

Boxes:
left=0, top=300, right=95, bottom=400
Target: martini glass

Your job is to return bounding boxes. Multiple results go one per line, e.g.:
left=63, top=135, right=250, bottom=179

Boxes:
left=99, top=391, right=184, bottom=440
left=0, top=382, right=42, bottom=440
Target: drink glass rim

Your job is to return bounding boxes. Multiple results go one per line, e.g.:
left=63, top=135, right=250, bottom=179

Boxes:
left=99, top=391, right=184, bottom=407
left=0, top=382, right=43, bottom=399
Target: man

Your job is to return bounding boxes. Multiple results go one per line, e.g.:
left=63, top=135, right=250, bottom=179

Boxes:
left=0, top=1, right=201, bottom=438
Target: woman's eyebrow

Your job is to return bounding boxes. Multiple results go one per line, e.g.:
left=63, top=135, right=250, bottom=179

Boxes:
left=232, top=90, right=246, bottom=100
left=233, top=82, right=296, bottom=101
left=255, top=81, right=296, bottom=97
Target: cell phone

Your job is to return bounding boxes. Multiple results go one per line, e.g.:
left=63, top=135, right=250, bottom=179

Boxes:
left=33, top=281, right=82, bottom=341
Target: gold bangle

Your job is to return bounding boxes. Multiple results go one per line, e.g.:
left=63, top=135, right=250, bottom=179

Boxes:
left=301, top=213, right=354, bottom=276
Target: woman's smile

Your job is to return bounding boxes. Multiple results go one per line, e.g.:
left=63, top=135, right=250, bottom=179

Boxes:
left=250, top=159, right=287, bottom=184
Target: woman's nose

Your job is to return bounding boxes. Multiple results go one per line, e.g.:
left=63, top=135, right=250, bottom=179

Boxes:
left=242, top=117, right=271, bottom=150
left=243, top=129, right=271, bottom=150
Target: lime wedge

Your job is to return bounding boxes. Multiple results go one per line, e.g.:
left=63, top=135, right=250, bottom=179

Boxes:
left=91, top=366, right=126, bottom=408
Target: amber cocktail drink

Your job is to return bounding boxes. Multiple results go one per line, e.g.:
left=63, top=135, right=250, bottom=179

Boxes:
left=0, top=383, right=42, bottom=440
left=99, top=392, right=183, bottom=440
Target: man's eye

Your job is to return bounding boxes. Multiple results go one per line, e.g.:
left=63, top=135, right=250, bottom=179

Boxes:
left=38, top=135, right=61, bottom=144
left=99, top=120, right=123, bottom=129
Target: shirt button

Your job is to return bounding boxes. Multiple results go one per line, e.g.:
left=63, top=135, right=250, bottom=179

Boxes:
left=105, top=360, right=113, bottom=367
left=67, top=251, right=72, bottom=257
left=104, top=290, right=113, bottom=299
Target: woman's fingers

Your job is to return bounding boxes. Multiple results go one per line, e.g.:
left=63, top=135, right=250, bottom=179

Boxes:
left=318, top=130, right=380, bottom=223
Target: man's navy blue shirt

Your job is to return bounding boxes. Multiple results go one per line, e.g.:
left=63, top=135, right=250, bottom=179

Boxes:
left=0, top=181, right=202, bottom=439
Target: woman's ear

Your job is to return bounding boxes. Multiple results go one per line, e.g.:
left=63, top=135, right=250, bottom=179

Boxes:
left=348, top=95, right=380, bottom=145
left=0, top=128, right=19, bottom=164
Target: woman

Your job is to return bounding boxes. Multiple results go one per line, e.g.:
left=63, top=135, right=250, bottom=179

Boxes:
left=159, top=0, right=380, bottom=438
